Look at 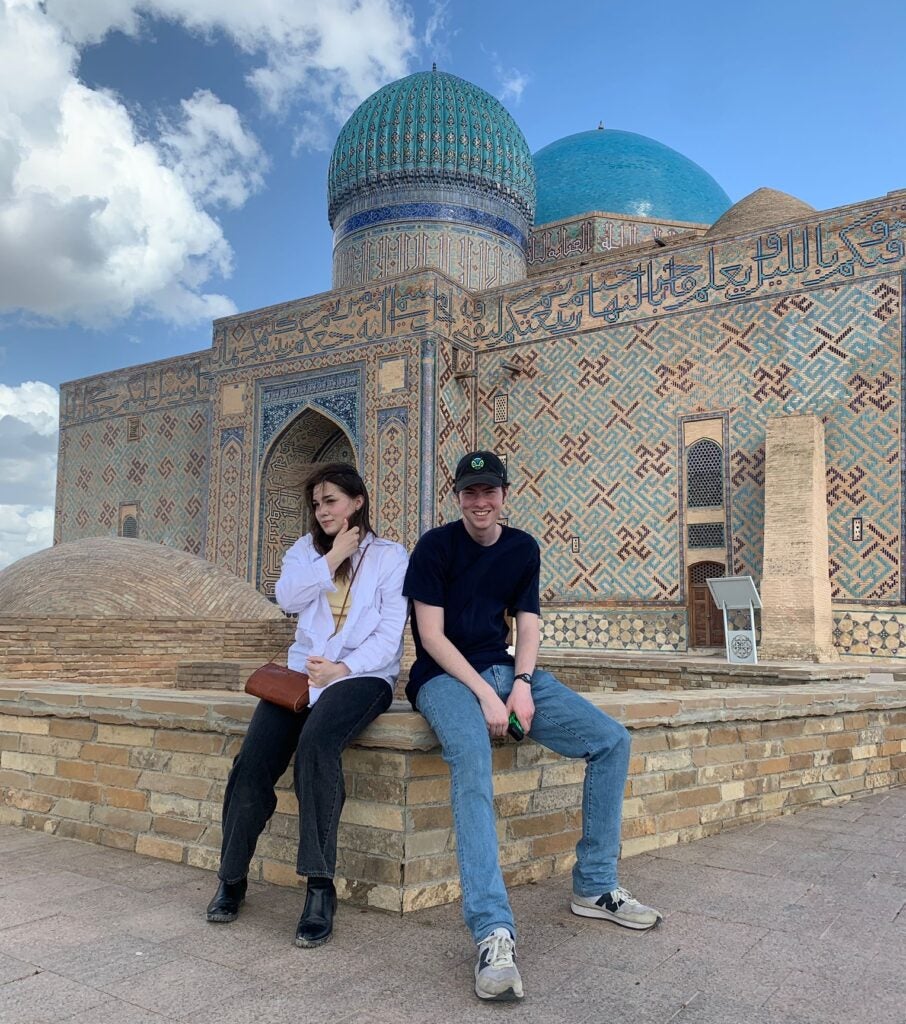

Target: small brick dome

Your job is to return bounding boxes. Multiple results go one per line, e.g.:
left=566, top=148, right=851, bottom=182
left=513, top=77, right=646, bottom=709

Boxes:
left=704, top=187, right=815, bottom=239
left=0, top=538, right=284, bottom=619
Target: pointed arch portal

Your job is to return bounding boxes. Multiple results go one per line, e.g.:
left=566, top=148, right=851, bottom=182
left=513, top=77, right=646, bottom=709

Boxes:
left=256, top=408, right=356, bottom=597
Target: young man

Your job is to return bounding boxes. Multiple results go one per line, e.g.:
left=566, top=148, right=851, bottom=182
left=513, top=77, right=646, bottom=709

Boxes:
left=403, top=451, right=661, bottom=1002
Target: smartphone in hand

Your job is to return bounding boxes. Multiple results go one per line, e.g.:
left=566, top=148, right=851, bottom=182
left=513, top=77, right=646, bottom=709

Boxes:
left=507, top=712, right=525, bottom=742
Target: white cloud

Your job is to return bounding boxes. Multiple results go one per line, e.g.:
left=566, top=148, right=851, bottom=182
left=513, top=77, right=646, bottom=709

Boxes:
left=0, top=505, right=54, bottom=570
left=0, top=380, right=58, bottom=569
left=1, top=0, right=417, bottom=329
left=423, top=0, right=454, bottom=66
left=498, top=67, right=529, bottom=106
left=0, top=1, right=247, bottom=326
left=160, top=89, right=268, bottom=209
left=45, top=0, right=418, bottom=119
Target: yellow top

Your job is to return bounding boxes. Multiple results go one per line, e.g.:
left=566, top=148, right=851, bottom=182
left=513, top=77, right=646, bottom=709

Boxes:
left=327, top=575, right=352, bottom=633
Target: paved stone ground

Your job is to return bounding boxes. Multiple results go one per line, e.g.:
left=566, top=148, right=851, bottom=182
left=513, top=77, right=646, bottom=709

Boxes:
left=0, top=789, right=903, bottom=1024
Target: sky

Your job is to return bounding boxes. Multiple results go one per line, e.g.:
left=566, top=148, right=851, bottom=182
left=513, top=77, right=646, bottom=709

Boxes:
left=0, top=0, right=904, bottom=568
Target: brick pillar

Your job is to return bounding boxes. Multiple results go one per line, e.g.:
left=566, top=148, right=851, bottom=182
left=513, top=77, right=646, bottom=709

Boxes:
left=759, top=414, right=837, bottom=661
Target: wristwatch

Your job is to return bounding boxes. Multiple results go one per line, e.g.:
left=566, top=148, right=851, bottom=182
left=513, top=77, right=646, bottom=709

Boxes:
left=514, top=672, right=533, bottom=686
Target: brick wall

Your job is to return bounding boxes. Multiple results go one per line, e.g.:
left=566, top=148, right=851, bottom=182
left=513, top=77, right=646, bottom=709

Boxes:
left=0, top=618, right=294, bottom=685
left=1, top=681, right=904, bottom=913
left=537, top=650, right=865, bottom=692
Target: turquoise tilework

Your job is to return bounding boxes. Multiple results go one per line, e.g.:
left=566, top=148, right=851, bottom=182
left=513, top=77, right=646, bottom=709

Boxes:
left=478, top=274, right=901, bottom=606
left=58, top=403, right=210, bottom=555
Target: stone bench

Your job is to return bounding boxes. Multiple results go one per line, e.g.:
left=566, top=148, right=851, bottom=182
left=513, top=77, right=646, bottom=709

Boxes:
left=0, top=679, right=904, bottom=913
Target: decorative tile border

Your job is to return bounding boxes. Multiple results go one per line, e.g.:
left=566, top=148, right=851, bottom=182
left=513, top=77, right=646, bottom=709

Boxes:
left=541, top=607, right=686, bottom=652
left=834, top=608, right=906, bottom=657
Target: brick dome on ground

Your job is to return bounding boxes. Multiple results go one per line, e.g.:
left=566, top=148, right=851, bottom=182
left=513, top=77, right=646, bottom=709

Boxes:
left=0, top=538, right=284, bottom=619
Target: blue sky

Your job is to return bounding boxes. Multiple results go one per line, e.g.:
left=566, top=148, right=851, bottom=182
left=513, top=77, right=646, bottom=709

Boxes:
left=0, top=0, right=904, bottom=566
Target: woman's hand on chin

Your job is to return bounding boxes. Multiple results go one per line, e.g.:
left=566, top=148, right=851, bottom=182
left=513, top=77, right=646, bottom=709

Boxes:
left=330, top=519, right=360, bottom=560
left=305, top=657, right=349, bottom=687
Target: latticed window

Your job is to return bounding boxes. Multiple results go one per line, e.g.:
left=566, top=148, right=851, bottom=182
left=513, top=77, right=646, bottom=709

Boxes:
left=688, top=522, right=725, bottom=548
left=689, top=562, right=723, bottom=585
left=686, top=439, right=724, bottom=508
left=121, top=515, right=138, bottom=538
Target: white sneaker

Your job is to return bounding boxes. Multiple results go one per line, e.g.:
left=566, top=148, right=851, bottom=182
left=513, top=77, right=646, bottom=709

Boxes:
left=571, top=887, right=662, bottom=930
left=474, top=928, right=524, bottom=1001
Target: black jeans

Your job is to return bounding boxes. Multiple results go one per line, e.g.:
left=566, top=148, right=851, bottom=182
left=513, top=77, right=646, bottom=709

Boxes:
left=218, top=676, right=392, bottom=883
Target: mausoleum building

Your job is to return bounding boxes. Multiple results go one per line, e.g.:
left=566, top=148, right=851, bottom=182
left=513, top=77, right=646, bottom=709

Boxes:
left=46, top=68, right=906, bottom=661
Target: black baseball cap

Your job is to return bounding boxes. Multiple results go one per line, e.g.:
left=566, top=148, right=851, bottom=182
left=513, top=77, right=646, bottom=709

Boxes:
left=453, top=451, right=508, bottom=493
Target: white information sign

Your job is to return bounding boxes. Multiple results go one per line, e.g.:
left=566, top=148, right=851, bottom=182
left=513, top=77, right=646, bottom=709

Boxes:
left=706, top=576, right=762, bottom=665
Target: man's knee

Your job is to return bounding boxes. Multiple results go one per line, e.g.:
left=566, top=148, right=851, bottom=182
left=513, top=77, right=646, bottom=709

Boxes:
left=588, top=709, right=631, bottom=760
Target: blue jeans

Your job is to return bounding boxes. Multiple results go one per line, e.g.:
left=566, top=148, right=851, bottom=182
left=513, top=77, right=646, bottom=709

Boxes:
left=416, top=666, right=630, bottom=942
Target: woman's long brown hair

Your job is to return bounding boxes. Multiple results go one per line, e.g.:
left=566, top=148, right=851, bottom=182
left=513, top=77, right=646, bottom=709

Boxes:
left=303, top=463, right=373, bottom=582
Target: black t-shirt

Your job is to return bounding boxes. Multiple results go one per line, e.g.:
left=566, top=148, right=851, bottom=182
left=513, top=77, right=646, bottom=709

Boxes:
left=402, top=520, right=541, bottom=705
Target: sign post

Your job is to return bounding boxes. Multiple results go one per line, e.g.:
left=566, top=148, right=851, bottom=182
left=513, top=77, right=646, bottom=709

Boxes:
left=706, top=575, right=763, bottom=665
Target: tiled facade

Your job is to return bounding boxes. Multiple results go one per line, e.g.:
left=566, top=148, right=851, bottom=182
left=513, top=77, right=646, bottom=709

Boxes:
left=56, top=189, right=906, bottom=658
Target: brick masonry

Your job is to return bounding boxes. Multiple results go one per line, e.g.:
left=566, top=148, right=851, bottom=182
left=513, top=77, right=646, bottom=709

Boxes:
left=0, top=618, right=295, bottom=686
left=1, top=680, right=903, bottom=913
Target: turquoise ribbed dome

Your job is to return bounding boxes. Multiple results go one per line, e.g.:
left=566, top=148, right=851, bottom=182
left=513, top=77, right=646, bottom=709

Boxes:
left=328, top=70, right=535, bottom=225
left=534, top=129, right=731, bottom=225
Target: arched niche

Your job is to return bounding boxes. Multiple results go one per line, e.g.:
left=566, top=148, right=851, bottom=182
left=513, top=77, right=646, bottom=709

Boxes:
left=255, top=407, right=356, bottom=597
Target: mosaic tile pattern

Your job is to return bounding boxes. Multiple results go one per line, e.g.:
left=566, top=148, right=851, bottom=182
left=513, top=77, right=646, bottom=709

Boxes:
left=57, top=403, right=210, bottom=556
left=834, top=609, right=906, bottom=657
left=335, top=202, right=526, bottom=246
left=203, top=340, right=423, bottom=582
left=376, top=410, right=408, bottom=543
left=541, top=608, right=686, bottom=652
left=333, top=220, right=525, bottom=291
left=527, top=213, right=695, bottom=271
left=435, top=339, right=475, bottom=524
left=327, top=70, right=535, bottom=223
left=214, top=438, right=243, bottom=575
left=478, top=274, right=901, bottom=605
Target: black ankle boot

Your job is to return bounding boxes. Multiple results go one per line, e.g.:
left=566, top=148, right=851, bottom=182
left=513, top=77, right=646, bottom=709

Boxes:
left=294, top=882, right=337, bottom=948
left=206, top=878, right=247, bottom=923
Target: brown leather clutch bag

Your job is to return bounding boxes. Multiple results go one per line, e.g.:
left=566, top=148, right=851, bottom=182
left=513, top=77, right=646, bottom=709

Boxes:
left=244, top=663, right=310, bottom=713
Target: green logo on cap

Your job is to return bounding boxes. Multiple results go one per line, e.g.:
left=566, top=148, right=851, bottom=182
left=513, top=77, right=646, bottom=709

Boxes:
left=471, top=457, right=484, bottom=470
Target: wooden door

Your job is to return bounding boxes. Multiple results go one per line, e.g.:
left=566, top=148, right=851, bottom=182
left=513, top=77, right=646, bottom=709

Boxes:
left=688, top=562, right=725, bottom=647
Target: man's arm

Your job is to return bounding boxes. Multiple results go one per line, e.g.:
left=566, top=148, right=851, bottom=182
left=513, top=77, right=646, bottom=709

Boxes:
left=506, top=610, right=539, bottom=733
left=412, top=600, right=511, bottom=738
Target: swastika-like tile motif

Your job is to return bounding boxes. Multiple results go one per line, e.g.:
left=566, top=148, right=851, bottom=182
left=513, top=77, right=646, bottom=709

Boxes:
left=57, top=403, right=210, bottom=556
left=477, top=274, right=900, bottom=606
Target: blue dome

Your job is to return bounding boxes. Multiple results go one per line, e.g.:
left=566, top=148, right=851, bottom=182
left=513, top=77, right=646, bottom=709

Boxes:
left=328, top=70, right=535, bottom=225
left=533, top=129, right=731, bottom=225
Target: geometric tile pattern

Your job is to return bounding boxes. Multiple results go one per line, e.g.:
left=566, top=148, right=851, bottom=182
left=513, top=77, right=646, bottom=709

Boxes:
left=526, top=213, right=693, bottom=271
left=200, top=334, right=424, bottom=582
left=435, top=339, right=475, bottom=524
left=834, top=609, right=906, bottom=657
left=57, top=402, right=210, bottom=556
left=478, top=273, right=901, bottom=608
left=334, top=220, right=526, bottom=291
left=541, top=607, right=686, bottom=651
left=376, top=410, right=408, bottom=543
left=214, top=437, right=243, bottom=575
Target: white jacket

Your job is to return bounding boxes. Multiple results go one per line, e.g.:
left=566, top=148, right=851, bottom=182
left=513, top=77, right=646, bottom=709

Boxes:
left=274, top=532, right=408, bottom=704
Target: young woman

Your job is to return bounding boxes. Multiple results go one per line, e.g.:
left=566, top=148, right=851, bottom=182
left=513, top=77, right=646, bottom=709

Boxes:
left=205, top=463, right=408, bottom=947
